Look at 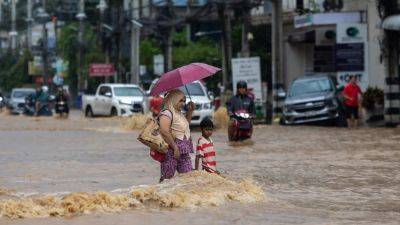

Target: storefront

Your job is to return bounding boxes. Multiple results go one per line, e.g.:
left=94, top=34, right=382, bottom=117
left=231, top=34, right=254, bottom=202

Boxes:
left=284, top=11, right=368, bottom=89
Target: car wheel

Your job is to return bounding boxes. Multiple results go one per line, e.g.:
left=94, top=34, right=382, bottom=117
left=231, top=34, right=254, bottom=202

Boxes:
left=111, top=107, right=118, bottom=117
left=85, top=106, right=94, bottom=118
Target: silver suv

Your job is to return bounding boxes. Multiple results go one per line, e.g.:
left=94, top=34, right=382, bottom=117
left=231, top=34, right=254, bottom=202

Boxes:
left=282, top=74, right=340, bottom=125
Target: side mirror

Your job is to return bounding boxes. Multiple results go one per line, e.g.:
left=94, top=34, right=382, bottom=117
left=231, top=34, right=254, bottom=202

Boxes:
left=105, top=92, right=112, bottom=98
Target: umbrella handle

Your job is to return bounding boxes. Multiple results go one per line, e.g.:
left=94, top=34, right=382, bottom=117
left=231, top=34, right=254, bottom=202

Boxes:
left=184, top=85, right=192, bottom=102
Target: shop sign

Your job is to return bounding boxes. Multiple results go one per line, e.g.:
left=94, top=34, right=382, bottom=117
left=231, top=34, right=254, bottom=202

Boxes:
left=294, top=14, right=313, bottom=28
left=89, top=64, right=115, bottom=77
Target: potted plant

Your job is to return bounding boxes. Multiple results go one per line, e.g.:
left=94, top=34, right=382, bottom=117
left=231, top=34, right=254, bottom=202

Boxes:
left=361, top=87, right=384, bottom=123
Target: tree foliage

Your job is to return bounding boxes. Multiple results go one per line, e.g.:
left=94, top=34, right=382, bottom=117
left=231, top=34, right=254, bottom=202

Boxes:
left=58, top=22, right=105, bottom=94
left=0, top=50, right=32, bottom=92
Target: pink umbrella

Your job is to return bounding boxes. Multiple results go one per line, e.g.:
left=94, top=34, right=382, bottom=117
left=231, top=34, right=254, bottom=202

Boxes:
left=150, top=63, right=221, bottom=99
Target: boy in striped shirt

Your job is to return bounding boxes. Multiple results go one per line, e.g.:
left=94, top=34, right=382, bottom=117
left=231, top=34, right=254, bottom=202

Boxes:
left=195, top=118, right=219, bottom=174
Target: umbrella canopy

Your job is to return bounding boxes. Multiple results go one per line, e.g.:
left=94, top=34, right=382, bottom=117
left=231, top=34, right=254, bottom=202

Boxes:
left=149, top=63, right=221, bottom=97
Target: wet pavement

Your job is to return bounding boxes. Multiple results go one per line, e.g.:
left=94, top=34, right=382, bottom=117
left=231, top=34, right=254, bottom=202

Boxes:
left=0, top=111, right=399, bottom=224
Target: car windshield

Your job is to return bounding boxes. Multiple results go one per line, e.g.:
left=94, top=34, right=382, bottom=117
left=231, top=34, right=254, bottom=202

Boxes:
left=114, top=87, right=143, bottom=97
left=179, top=83, right=205, bottom=96
left=289, top=78, right=333, bottom=97
left=12, top=90, right=35, bottom=98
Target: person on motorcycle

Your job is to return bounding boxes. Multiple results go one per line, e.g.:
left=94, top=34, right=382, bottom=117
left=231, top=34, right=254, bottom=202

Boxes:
left=227, top=81, right=255, bottom=116
left=35, top=86, right=49, bottom=116
left=227, top=81, right=255, bottom=141
left=55, top=86, right=70, bottom=115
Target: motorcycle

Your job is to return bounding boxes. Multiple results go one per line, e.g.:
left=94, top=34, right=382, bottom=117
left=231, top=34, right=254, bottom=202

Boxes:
left=0, top=96, right=5, bottom=111
left=55, top=100, right=69, bottom=117
left=23, top=94, right=53, bottom=117
left=228, top=109, right=253, bottom=141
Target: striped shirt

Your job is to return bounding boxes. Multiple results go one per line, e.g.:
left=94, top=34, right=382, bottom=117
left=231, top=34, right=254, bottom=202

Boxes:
left=196, top=136, right=217, bottom=173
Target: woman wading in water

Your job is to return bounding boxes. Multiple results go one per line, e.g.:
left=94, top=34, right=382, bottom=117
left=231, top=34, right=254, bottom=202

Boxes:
left=159, top=89, right=195, bottom=182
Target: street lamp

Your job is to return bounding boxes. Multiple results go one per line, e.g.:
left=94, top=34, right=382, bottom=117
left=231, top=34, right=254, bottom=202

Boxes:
left=36, top=7, right=50, bottom=86
left=97, top=0, right=109, bottom=82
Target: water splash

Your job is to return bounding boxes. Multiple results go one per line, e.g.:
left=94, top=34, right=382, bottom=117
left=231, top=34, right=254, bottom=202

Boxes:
left=213, top=107, right=229, bottom=129
left=0, top=171, right=266, bottom=219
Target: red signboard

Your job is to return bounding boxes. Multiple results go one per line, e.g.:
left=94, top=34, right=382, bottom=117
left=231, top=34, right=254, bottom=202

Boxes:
left=89, top=64, right=115, bottom=77
left=35, top=76, right=53, bottom=84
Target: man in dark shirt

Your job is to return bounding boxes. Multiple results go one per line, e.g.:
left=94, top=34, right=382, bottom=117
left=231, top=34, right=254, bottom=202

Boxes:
left=227, top=81, right=255, bottom=116
left=227, top=81, right=255, bottom=141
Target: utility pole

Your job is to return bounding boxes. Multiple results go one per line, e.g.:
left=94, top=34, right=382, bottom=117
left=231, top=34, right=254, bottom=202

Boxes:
left=27, top=0, right=33, bottom=50
left=166, top=0, right=174, bottom=71
left=0, top=0, right=3, bottom=24
left=10, top=0, right=17, bottom=52
left=76, top=0, right=86, bottom=95
left=186, top=0, right=192, bottom=42
left=218, top=1, right=232, bottom=90
left=116, top=1, right=124, bottom=83
left=130, top=0, right=142, bottom=84
left=241, top=0, right=251, bottom=58
left=271, top=0, right=284, bottom=121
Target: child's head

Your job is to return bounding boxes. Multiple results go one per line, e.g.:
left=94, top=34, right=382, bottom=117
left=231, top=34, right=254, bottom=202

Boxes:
left=200, top=118, right=214, bottom=138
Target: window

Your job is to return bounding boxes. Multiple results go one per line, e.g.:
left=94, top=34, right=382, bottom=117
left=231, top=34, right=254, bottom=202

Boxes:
left=289, top=78, right=333, bottom=97
left=99, top=86, right=111, bottom=96
left=12, top=90, right=35, bottom=98
left=114, top=87, right=144, bottom=97
left=179, top=83, right=205, bottom=96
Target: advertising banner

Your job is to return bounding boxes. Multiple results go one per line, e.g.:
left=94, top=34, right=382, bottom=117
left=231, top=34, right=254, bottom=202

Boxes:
left=232, top=57, right=262, bottom=101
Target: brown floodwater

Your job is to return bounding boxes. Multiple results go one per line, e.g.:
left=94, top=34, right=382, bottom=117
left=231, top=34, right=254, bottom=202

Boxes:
left=0, top=111, right=399, bottom=224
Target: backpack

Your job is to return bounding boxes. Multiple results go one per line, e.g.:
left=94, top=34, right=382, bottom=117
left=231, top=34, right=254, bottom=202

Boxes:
left=137, top=110, right=172, bottom=154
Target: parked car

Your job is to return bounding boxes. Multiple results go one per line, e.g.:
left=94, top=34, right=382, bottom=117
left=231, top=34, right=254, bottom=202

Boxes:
left=147, top=79, right=214, bottom=125
left=82, top=83, right=147, bottom=117
left=8, top=88, right=36, bottom=115
left=281, top=74, right=341, bottom=125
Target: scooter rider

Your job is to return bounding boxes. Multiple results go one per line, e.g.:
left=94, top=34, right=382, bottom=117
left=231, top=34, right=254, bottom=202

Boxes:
left=227, top=80, right=255, bottom=116
left=227, top=81, right=255, bottom=141
left=35, top=86, right=49, bottom=116
left=55, top=86, right=70, bottom=115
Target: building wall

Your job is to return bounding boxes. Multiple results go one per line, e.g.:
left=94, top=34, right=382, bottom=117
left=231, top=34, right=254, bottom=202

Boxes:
left=366, top=1, right=386, bottom=89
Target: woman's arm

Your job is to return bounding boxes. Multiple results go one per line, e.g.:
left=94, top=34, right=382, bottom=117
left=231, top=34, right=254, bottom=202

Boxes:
left=185, top=102, right=195, bottom=123
left=159, top=115, right=180, bottom=159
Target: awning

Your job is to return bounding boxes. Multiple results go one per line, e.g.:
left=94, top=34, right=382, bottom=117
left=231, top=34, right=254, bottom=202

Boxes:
left=381, top=15, right=400, bottom=30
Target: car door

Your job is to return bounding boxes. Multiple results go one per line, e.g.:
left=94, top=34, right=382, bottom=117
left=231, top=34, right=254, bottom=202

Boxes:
left=102, top=86, right=113, bottom=115
left=96, top=86, right=111, bottom=115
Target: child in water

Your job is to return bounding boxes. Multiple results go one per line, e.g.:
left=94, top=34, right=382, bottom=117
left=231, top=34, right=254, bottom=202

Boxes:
left=195, top=118, right=219, bottom=174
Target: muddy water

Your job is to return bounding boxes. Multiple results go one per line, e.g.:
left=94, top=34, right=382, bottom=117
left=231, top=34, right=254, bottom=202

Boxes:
left=0, top=111, right=399, bottom=224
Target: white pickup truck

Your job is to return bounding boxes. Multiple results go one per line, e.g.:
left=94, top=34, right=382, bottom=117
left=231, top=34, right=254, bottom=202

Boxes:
left=82, top=83, right=147, bottom=117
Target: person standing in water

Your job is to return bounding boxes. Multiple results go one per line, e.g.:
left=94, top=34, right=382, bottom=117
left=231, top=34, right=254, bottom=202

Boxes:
left=343, top=75, right=362, bottom=128
left=159, top=89, right=195, bottom=182
left=195, top=118, right=219, bottom=174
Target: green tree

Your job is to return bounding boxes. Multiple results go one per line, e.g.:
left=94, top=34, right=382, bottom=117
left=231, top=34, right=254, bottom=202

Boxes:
left=58, top=22, right=105, bottom=94
left=0, top=50, right=32, bottom=92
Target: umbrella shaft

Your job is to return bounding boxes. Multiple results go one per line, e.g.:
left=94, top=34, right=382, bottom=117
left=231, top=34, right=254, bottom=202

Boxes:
left=185, top=85, right=192, bottom=101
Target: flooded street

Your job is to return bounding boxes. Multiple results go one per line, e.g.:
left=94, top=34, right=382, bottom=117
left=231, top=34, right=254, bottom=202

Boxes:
left=0, top=111, right=399, bottom=224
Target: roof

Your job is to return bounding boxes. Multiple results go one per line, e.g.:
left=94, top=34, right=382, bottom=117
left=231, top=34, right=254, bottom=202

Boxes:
left=11, top=88, right=36, bottom=92
left=101, top=83, right=140, bottom=88
left=295, top=73, right=334, bottom=81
